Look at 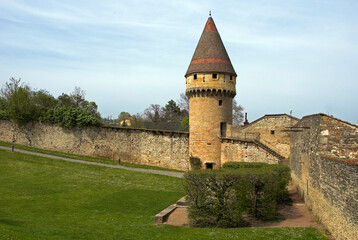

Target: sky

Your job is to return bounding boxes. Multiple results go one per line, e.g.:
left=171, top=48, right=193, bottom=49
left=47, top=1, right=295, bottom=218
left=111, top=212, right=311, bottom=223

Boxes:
left=0, top=0, right=357, bottom=124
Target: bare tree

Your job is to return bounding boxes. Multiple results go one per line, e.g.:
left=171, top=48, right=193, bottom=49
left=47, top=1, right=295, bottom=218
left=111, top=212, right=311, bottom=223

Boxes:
left=233, top=98, right=244, bottom=125
left=143, top=104, right=163, bottom=122
left=70, top=86, right=86, bottom=107
left=177, top=93, right=189, bottom=112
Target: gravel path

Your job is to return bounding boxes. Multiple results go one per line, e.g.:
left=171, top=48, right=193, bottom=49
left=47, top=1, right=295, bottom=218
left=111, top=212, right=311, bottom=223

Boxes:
left=0, top=146, right=184, bottom=178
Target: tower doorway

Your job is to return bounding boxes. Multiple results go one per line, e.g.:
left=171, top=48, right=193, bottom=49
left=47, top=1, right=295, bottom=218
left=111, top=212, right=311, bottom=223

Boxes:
left=205, top=162, right=214, bottom=169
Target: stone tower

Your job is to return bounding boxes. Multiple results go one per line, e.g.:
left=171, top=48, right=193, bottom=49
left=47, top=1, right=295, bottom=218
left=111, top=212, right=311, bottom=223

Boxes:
left=185, top=15, right=237, bottom=169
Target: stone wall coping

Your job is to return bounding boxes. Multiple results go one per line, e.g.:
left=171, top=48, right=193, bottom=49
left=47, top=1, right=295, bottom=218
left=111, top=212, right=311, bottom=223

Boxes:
left=102, top=125, right=189, bottom=136
left=0, top=120, right=190, bottom=136
left=243, top=113, right=300, bottom=129
left=300, top=113, right=358, bottom=128
left=220, top=136, right=254, bottom=143
left=321, top=155, right=358, bottom=166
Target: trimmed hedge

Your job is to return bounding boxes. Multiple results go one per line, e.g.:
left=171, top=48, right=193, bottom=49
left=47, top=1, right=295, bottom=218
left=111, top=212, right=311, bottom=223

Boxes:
left=223, top=162, right=291, bottom=204
left=184, top=162, right=291, bottom=228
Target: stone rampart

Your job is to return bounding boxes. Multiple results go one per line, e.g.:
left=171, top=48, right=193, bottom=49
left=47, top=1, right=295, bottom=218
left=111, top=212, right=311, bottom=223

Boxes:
left=239, top=114, right=299, bottom=158
left=290, top=114, right=358, bottom=240
left=0, top=120, right=189, bottom=171
left=221, top=138, right=281, bottom=165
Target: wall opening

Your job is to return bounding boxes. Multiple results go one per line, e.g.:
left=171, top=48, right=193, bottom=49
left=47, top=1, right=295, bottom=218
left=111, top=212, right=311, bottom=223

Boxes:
left=205, top=163, right=214, bottom=169
left=219, top=100, right=223, bottom=106
left=194, top=74, right=197, bottom=80
left=271, top=130, right=275, bottom=135
left=212, top=73, right=217, bottom=79
left=220, top=122, right=227, bottom=137
left=230, top=75, right=233, bottom=80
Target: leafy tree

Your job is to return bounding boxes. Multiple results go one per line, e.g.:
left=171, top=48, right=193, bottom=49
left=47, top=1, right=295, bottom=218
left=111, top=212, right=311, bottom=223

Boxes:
left=58, top=93, right=74, bottom=106
left=116, top=112, right=131, bottom=123
left=118, top=112, right=131, bottom=119
left=0, top=77, right=38, bottom=124
left=162, top=100, right=182, bottom=123
left=33, top=89, right=58, bottom=118
left=0, top=96, right=8, bottom=120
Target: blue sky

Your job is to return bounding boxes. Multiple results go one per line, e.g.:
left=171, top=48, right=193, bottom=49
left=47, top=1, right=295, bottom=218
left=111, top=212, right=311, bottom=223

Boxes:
left=0, top=0, right=357, bottom=124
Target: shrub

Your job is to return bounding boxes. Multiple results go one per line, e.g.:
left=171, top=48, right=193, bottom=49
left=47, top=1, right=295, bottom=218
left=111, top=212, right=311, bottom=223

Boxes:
left=267, top=164, right=291, bottom=204
left=222, top=162, right=268, bottom=169
left=189, top=157, right=202, bottom=170
left=184, top=170, right=247, bottom=228
left=223, top=162, right=291, bottom=204
left=184, top=162, right=291, bottom=227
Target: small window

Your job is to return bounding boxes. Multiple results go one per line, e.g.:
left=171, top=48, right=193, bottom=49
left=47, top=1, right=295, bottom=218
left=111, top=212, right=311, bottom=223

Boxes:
left=230, top=75, right=233, bottom=80
left=212, top=73, right=217, bottom=79
left=271, top=130, right=275, bottom=135
left=194, top=74, right=197, bottom=80
left=205, top=163, right=214, bottom=169
left=219, top=100, right=222, bottom=106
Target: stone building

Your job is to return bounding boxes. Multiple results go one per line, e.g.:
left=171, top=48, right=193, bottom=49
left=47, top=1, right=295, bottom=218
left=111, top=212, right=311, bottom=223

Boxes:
left=185, top=15, right=236, bottom=169
left=185, top=16, right=293, bottom=169
left=239, top=114, right=300, bottom=158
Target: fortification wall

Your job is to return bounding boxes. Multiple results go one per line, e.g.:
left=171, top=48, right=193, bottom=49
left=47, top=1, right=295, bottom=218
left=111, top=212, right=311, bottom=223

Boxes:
left=240, top=115, right=298, bottom=158
left=221, top=139, right=281, bottom=165
left=290, top=114, right=358, bottom=240
left=0, top=120, right=189, bottom=171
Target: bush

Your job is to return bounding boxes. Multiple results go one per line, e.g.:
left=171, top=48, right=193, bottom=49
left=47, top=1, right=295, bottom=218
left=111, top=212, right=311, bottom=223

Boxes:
left=184, top=170, right=247, bottom=228
left=48, top=105, right=100, bottom=129
left=223, top=162, right=291, bottom=204
left=222, top=162, right=268, bottom=169
left=184, top=162, right=291, bottom=227
left=189, top=157, right=202, bottom=170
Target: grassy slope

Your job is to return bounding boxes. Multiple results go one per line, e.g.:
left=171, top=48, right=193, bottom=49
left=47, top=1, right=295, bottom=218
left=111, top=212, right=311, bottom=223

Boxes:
left=0, top=149, right=326, bottom=240
left=0, top=140, right=183, bottom=172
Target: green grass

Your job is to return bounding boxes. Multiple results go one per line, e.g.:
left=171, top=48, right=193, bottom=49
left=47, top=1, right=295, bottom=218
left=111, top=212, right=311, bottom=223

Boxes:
left=0, top=149, right=327, bottom=239
left=0, top=140, right=183, bottom=172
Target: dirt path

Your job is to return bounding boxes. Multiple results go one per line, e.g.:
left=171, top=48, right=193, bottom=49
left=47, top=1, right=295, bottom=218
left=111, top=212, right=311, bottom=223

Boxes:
left=165, top=184, right=321, bottom=229
left=0, top=146, right=184, bottom=178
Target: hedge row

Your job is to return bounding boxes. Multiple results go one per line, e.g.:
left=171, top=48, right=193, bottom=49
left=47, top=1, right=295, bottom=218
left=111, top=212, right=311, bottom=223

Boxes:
left=183, top=162, right=291, bottom=228
left=223, top=162, right=291, bottom=204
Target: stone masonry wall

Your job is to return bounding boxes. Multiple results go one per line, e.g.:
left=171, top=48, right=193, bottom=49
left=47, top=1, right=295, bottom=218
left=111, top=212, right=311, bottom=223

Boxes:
left=240, top=115, right=299, bottom=158
left=0, top=120, right=189, bottom=171
left=188, top=94, right=232, bottom=169
left=290, top=114, right=358, bottom=240
left=221, top=139, right=281, bottom=165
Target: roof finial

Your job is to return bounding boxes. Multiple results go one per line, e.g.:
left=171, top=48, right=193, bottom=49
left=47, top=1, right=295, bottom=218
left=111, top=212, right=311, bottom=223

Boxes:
left=209, top=10, right=211, bottom=17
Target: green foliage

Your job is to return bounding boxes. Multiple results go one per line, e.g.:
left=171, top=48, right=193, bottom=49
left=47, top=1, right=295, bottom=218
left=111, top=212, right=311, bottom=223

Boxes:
left=0, top=96, right=8, bottom=120
left=222, top=162, right=268, bottom=169
left=184, top=162, right=292, bottom=227
left=0, top=78, right=38, bottom=124
left=184, top=170, right=248, bottom=228
left=0, top=78, right=101, bottom=128
left=45, top=105, right=100, bottom=128
left=181, top=116, right=189, bottom=126
left=223, top=162, right=291, bottom=204
left=189, top=156, right=202, bottom=170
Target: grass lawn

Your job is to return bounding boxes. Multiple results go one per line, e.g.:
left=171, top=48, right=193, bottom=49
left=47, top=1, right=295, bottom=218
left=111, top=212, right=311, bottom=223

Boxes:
left=0, top=149, right=326, bottom=239
left=0, top=140, right=183, bottom=172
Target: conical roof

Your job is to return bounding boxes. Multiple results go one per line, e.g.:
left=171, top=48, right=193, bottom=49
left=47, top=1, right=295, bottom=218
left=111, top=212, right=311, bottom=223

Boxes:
left=185, top=17, right=236, bottom=77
